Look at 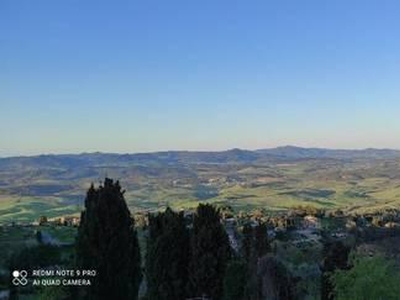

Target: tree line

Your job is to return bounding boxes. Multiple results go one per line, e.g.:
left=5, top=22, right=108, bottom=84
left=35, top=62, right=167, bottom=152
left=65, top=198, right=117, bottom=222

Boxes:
left=73, top=178, right=297, bottom=300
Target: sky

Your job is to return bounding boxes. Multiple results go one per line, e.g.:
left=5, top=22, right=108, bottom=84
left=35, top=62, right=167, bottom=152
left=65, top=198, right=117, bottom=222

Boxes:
left=1, top=0, right=400, bottom=156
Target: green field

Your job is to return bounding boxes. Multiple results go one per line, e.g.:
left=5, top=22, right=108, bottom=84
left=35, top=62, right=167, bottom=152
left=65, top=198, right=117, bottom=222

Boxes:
left=2, top=156, right=400, bottom=223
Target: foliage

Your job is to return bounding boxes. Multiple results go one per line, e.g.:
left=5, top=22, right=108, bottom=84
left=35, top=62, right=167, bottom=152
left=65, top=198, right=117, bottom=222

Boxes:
left=321, top=240, right=351, bottom=300
left=39, top=286, right=69, bottom=300
left=146, top=207, right=190, bottom=300
left=240, top=221, right=271, bottom=300
left=241, top=223, right=253, bottom=263
left=254, top=222, right=270, bottom=257
left=222, top=259, right=247, bottom=300
left=8, top=244, right=61, bottom=271
left=189, top=204, right=232, bottom=300
left=75, top=178, right=141, bottom=300
left=258, top=255, right=298, bottom=300
left=7, top=244, right=62, bottom=299
left=332, top=254, right=400, bottom=300
left=291, top=205, right=325, bottom=217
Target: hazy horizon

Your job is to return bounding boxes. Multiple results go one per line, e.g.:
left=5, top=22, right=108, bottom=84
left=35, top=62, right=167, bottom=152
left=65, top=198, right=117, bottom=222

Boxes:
left=2, top=144, right=400, bottom=158
left=2, top=1, right=400, bottom=156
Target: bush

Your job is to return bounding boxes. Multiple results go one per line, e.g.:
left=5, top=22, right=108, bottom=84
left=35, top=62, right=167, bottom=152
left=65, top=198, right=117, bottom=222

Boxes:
left=332, top=254, right=400, bottom=300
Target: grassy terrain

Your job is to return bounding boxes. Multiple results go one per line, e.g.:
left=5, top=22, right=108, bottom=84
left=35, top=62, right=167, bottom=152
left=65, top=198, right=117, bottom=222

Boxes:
left=2, top=157, right=400, bottom=223
left=0, top=195, right=80, bottom=224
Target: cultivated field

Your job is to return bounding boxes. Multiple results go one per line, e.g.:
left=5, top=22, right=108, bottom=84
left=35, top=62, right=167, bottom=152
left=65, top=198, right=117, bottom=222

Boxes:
left=1, top=149, right=400, bottom=223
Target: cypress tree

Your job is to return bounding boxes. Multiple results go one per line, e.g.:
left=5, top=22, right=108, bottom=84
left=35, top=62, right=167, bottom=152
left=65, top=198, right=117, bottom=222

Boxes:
left=254, top=222, right=270, bottom=258
left=145, top=207, right=190, bottom=300
left=241, top=223, right=253, bottom=263
left=321, top=240, right=351, bottom=300
left=258, top=255, right=298, bottom=300
left=75, top=178, right=141, bottom=300
left=189, top=204, right=232, bottom=300
left=241, top=222, right=271, bottom=300
left=222, top=259, right=247, bottom=300
left=240, top=223, right=258, bottom=300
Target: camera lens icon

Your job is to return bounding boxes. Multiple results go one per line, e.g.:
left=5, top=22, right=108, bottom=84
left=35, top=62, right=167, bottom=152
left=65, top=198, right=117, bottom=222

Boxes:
left=12, top=270, right=28, bottom=286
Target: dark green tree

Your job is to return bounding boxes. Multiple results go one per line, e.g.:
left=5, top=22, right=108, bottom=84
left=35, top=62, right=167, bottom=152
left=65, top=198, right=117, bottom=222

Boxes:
left=254, top=222, right=270, bottom=258
left=8, top=245, right=61, bottom=271
left=75, top=178, right=141, bottom=300
left=189, top=204, right=232, bottom=300
left=36, top=230, right=42, bottom=243
left=241, top=223, right=259, bottom=300
left=241, top=223, right=253, bottom=263
left=258, top=255, right=298, bottom=300
left=222, top=259, right=247, bottom=300
left=145, top=207, right=190, bottom=300
left=321, top=240, right=351, bottom=300
left=241, top=222, right=270, bottom=300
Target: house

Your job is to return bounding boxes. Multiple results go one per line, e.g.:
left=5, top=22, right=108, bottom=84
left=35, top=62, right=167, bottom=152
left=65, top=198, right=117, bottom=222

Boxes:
left=59, top=216, right=80, bottom=226
left=384, top=222, right=400, bottom=228
left=303, top=215, right=320, bottom=229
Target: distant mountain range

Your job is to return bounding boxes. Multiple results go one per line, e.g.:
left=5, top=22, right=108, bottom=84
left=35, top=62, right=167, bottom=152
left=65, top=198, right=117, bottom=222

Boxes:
left=255, top=146, right=400, bottom=160
left=1, top=146, right=400, bottom=170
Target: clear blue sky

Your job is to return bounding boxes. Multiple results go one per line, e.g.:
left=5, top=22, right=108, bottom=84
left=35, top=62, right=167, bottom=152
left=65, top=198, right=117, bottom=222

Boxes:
left=1, top=0, right=400, bottom=156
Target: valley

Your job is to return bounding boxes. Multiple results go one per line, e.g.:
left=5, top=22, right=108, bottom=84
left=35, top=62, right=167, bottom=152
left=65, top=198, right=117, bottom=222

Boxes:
left=1, top=147, right=400, bottom=223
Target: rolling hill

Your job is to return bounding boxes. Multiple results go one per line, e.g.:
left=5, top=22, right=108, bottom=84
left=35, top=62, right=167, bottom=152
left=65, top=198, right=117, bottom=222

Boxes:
left=1, top=146, right=400, bottom=223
